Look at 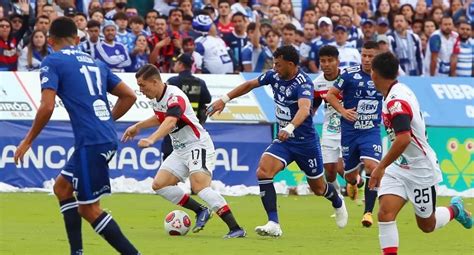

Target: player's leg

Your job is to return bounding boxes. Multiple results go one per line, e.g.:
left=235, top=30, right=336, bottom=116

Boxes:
left=153, top=153, right=210, bottom=222
left=297, top=140, right=347, bottom=228
left=190, top=172, right=245, bottom=238
left=377, top=173, right=407, bottom=255
left=360, top=135, right=383, bottom=227
left=53, top=171, right=82, bottom=255
left=76, top=143, right=139, bottom=254
left=255, top=142, right=290, bottom=237
left=341, top=135, right=362, bottom=200
left=411, top=186, right=472, bottom=233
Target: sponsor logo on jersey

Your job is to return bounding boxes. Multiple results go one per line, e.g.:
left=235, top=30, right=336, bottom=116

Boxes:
left=358, top=81, right=365, bottom=87
left=302, top=90, right=311, bottom=96
left=367, top=90, right=377, bottom=97
left=357, top=100, right=379, bottom=114
left=388, top=101, right=404, bottom=114
left=353, top=73, right=362, bottom=80
left=285, top=87, right=292, bottom=97
left=41, top=77, right=49, bottom=84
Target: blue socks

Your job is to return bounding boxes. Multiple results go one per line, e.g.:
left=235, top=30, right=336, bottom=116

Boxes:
left=258, top=178, right=279, bottom=223
left=59, top=198, right=83, bottom=255
left=324, top=183, right=343, bottom=208
left=365, top=173, right=378, bottom=213
left=91, top=212, right=139, bottom=255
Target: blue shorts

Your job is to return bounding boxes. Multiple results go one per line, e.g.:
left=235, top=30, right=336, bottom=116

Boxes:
left=61, top=142, right=117, bottom=204
left=341, top=131, right=382, bottom=173
left=264, top=139, right=324, bottom=179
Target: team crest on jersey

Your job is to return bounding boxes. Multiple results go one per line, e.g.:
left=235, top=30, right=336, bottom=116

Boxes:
left=285, top=87, right=292, bottom=97
left=353, top=73, right=362, bottom=80
left=168, top=95, right=178, bottom=104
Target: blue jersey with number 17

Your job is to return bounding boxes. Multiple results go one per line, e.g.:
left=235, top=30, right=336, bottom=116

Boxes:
left=39, top=46, right=122, bottom=147
left=258, top=69, right=316, bottom=142
left=333, top=65, right=383, bottom=134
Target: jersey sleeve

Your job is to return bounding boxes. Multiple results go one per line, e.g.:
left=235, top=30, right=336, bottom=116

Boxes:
left=297, top=83, right=314, bottom=100
left=241, top=47, right=252, bottom=65
left=39, top=57, right=59, bottom=91
left=386, top=99, right=413, bottom=134
left=428, top=34, right=442, bottom=53
left=452, top=37, right=461, bottom=55
left=257, top=70, right=274, bottom=87
left=333, top=69, right=348, bottom=91
left=166, top=95, right=186, bottom=118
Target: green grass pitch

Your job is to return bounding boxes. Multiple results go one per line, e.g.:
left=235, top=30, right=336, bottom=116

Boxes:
left=0, top=193, right=472, bottom=254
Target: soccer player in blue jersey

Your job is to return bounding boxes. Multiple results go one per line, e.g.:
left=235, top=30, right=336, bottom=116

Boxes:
left=326, top=41, right=383, bottom=228
left=207, top=45, right=348, bottom=237
left=14, top=17, right=140, bottom=255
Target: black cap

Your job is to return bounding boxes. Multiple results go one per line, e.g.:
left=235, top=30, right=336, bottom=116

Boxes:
left=174, top=53, right=194, bottom=68
left=64, top=7, right=76, bottom=17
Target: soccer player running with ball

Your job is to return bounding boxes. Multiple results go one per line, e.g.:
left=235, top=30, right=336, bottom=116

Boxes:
left=122, top=64, right=246, bottom=238
left=326, top=41, right=383, bottom=227
left=14, top=17, right=140, bottom=254
left=313, top=45, right=345, bottom=196
left=207, top=46, right=348, bottom=237
left=369, top=52, right=472, bottom=255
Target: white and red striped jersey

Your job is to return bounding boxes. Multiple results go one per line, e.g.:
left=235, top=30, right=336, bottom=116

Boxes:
left=151, top=85, right=209, bottom=150
left=382, top=82, right=442, bottom=185
left=313, top=72, right=342, bottom=142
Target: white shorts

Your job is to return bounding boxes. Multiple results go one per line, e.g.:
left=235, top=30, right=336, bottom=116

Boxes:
left=160, top=138, right=216, bottom=182
left=321, top=138, right=342, bottom=164
left=378, top=172, right=437, bottom=218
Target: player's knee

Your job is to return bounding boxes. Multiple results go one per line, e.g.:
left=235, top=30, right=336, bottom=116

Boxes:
left=364, top=161, right=378, bottom=173
left=325, top=171, right=337, bottom=182
left=152, top=181, right=167, bottom=191
left=256, top=167, right=273, bottom=179
left=53, top=180, right=73, bottom=200
left=417, top=221, right=435, bottom=233
left=378, top=208, right=397, bottom=222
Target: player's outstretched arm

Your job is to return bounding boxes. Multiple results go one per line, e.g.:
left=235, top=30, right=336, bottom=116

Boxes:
left=110, top=82, right=137, bottom=121
left=138, top=116, right=177, bottom=148
left=14, top=89, right=56, bottom=164
left=121, top=115, right=160, bottom=142
left=326, top=87, right=357, bottom=122
left=206, top=79, right=260, bottom=116
left=279, top=97, right=311, bottom=141
left=369, top=132, right=411, bottom=189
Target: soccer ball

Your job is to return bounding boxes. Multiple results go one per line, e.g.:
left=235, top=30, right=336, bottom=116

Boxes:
left=164, top=210, right=192, bottom=236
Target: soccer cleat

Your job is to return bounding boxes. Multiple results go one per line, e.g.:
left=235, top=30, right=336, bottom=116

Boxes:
left=255, top=221, right=283, bottom=237
left=361, top=212, right=373, bottom=227
left=450, top=197, right=473, bottom=229
left=335, top=195, right=348, bottom=228
left=192, top=208, right=212, bottom=233
left=223, top=228, right=247, bottom=238
left=347, top=183, right=358, bottom=201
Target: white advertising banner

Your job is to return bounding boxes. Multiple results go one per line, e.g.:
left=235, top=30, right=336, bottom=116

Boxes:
left=3, top=72, right=269, bottom=123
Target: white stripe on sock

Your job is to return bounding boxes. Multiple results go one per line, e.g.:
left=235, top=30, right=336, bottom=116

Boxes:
left=94, top=214, right=112, bottom=233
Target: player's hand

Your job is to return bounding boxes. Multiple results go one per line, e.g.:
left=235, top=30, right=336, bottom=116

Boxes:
left=138, top=138, right=154, bottom=148
left=206, top=99, right=225, bottom=116
left=14, top=139, right=32, bottom=165
left=277, top=130, right=290, bottom=141
left=368, top=166, right=385, bottom=190
left=121, top=125, right=140, bottom=142
left=342, top=107, right=358, bottom=122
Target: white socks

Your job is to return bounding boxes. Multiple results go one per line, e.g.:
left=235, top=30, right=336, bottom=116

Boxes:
left=155, top=186, right=185, bottom=204
left=435, top=207, right=452, bottom=229
left=379, top=221, right=399, bottom=252
left=198, top=187, right=227, bottom=212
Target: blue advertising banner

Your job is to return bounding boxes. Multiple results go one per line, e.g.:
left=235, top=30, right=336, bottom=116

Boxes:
left=0, top=121, right=271, bottom=188
left=240, top=73, right=474, bottom=127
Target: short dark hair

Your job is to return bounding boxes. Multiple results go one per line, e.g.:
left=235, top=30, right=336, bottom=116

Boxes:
left=265, top=29, right=281, bottom=38
left=129, top=15, right=145, bottom=25
left=363, top=40, right=379, bottom=50
left=232, top=12, right=246, bottom=20
left=50, top=17, right=77, bottom=39
left=183, top=14, right=193, bottom=22
left=282, top=23, right=297, bottom=32
left=136, top=64, right=162, bottom=81
left=75, top=12, right=87, bottom=20
left=169, top=8, right=183, bottom=17
left=319, top=45, right=339, bottom=58
left=218, top=0, right=230, bottom=6
left=146, top=9, right=160, bottom=18
left=183, top=37, right=194, bottom=45
left=113, top=11, right=128, bottom=21
left=372, top=52, right=399, bottom=80
left=36, top=15, right=50, bottom=23
left=273, top=45, right=299, bottom=65
left=86, top=19, right=101, bottom=29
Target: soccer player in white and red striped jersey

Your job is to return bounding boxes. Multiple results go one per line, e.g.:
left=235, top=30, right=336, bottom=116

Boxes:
left=369, top=52, right=472, bottom=255
left=122, top=64, right=246, bottom=238
left=313, top=45, right=344, bottom=196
